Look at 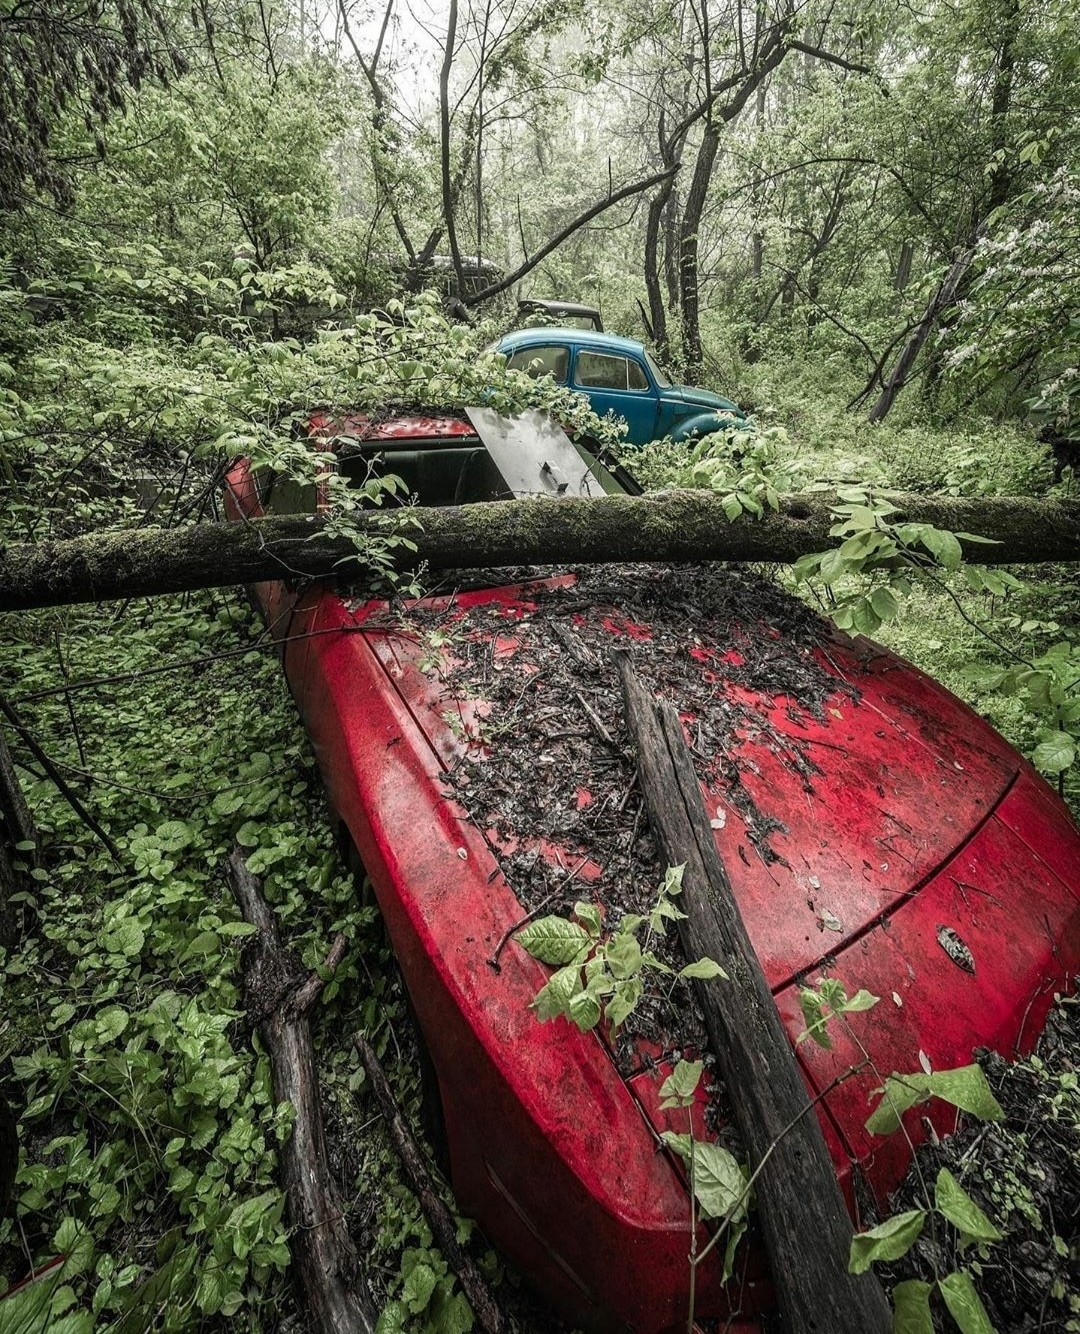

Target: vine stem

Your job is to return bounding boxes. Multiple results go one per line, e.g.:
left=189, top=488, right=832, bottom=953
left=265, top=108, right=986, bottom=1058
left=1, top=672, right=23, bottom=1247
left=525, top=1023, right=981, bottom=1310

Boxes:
left=692, top=1060, right=870, bottom=1268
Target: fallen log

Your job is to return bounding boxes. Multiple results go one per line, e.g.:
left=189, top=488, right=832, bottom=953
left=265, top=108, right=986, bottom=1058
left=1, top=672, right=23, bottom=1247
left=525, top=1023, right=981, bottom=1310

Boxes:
left=353, top=1034, right=509, bottom=1334
left=1, top=488, right=1078, bottom=611
left=616, top=653, right=892, bottom=1334
left=227, top=850, right=377, bottom=1334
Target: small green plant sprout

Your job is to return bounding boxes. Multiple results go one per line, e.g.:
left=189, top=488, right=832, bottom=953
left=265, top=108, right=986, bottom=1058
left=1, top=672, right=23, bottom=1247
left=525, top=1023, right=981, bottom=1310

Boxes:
left=515, top=865, right=727, bottom=1034
left=652, top=1059, right=750, bottom=1285
left=849, top=1166, right=1004, bottom=1334
left=796, top=976, right=880, bottom=1049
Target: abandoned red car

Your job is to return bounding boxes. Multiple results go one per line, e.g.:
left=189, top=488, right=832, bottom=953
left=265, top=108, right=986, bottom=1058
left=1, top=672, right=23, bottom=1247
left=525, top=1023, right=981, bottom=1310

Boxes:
left=224, top=410, right=1080, bottom=1334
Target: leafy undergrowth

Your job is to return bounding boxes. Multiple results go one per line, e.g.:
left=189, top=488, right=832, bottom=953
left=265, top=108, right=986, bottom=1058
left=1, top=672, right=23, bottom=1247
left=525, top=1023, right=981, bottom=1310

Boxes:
left=874, top=998, right=1080, bottom=1333
left=0, top=593, right=501, bottom=1334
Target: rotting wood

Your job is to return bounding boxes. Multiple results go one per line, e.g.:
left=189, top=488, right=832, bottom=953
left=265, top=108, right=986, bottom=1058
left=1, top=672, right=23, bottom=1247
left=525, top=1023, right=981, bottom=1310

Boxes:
left=227, top=849, right=377, bottom=1334
left=353, top=1034, right=510, bottom=1334
left=615, top=652, right=892, bottom=1334
left=0, top=488, right=1077, bottom=612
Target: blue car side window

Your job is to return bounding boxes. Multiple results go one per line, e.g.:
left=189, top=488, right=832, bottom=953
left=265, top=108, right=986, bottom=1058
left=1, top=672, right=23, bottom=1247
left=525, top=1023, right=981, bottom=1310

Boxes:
left=575, top=351, right=650, bottom=393
left=506, top=345, right=569, bottom=383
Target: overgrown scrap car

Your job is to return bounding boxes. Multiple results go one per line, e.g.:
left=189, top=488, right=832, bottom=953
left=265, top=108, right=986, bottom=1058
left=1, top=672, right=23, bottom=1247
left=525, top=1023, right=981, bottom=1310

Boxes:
left=494, top=328, right=746, bottom=445
left=224, top=410, right=1080, bottom=1334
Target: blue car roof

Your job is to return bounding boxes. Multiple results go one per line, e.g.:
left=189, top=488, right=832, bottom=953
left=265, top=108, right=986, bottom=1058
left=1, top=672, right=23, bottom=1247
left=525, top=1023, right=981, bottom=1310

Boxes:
left=497, top=328, right=647, bottom=357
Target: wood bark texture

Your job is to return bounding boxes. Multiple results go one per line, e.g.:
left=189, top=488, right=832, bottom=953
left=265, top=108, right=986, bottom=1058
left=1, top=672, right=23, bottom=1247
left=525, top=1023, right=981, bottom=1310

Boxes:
left=353, top=1035, right=509, bottom=1334
left=616, top=654, right=892, bottom=1334
left=227, top=850, right=377, bottom=1334
left=1, top=489, right=1077, bottom=612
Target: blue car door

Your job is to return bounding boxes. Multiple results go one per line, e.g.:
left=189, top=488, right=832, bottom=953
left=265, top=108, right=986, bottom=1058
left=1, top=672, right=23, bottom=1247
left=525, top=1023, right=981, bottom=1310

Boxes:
left=572, top=349, right=660, bottom=445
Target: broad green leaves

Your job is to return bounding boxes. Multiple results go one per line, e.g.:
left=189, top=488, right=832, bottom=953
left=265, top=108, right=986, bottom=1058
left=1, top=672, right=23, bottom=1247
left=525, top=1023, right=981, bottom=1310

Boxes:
left=935, top=1168, right=1002, bottom=1249
left=849, top=1168, right=1004, bottom=1331
left=849, top=1209, right=927, bottom=1274
left=516, top=916, right=593, bottom=965
left=865, top=1064, right=1004, bottom=1136
left=517, top=866, right=726, bottom=1034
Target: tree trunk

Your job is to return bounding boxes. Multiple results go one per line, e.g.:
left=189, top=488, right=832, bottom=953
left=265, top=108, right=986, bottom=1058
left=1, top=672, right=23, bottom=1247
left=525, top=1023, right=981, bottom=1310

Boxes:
left=616, top=656, right=892, bottom=1334
left=644, top=173, right=676, bottom=358
left=678, top=123, right=720, bottom=377
left=868, top=245, right=975, bottom=423
left=0, top=491, right=1077, bottom=612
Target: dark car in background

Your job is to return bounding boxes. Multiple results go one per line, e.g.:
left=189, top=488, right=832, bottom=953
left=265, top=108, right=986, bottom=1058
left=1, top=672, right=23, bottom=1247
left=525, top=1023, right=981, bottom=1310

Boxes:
left=516, top=298, right=604, bottom=331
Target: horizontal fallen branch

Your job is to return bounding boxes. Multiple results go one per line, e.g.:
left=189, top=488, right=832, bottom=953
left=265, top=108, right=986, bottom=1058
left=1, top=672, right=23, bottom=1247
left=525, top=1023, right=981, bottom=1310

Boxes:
left=2, top=489, right=1078, bottom=611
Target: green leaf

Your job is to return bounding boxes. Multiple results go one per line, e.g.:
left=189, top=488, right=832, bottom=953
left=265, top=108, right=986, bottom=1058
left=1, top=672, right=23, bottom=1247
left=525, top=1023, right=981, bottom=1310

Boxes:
left=55, top=1216, right=94, bottom=1276
left=517, top=916, right=592, bottom=965
left=433, top=1290, right=474, bottom=1334
left=235, top=821, right=261, bottom=848
left=926, top=1065, right=1005, bottom=1123
left=402, top=1261, right=438, bottom=1313
left=869, top=587, right=899, bottom=622
left=605, top=931, right=642, bottom=979
left=218, top=921, right=259, bottom=938
left=96, top=1007, right=129, bottom=1043
left=659, top=1058, right=703, bottom=1109
left=818, top=547, right=851, bottom=585
left=100, top=918, right=145, bottom=958
left=934, top=1169, right=1002, bottom=1249
left=376, top=1299, right=409, bottom=1334
left=531, top=964, right=581, bottom=1022
left=1033, top=731, right=1076, bottom=776
left=848, top=1210, right=926, bottom=1274
left=679, top=957, right=728, bottom=981
left=604, top=977, right=642, bottom=1030
left=573, top=902, right=602, bottom=938
left=568, top=988, right=602, bottom=1031
left=154, top=819, right=193, bottom=851
left=688, top=1142, right=746, bottom=1221
left=938, top=1270, right=998, bottom=1334
left=892, top=1279, right=934, bottom=1334
left=721, top=493, right=743, bottom=522
left=865, top=1074, right=928, bottom=1134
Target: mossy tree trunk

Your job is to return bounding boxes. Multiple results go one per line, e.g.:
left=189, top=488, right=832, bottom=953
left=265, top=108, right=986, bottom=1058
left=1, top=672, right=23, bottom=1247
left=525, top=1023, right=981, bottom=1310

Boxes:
left=0, top=490, right=1077, bottom=613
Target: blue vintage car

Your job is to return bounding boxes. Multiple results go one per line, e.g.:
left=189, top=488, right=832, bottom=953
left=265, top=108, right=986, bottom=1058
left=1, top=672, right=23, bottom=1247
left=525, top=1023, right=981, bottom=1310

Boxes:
left=495, top=327, right=745, bottom=445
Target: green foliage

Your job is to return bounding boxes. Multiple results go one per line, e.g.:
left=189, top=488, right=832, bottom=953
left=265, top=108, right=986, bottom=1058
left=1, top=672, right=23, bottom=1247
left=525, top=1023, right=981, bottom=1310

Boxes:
left=865, top=1065, right=1005, bottom=1137
left=517, top=865, right=726, bottom=1034
left=796, top=977, right=879, bottom=1050
left=0, top=595, right=394, bottom=1328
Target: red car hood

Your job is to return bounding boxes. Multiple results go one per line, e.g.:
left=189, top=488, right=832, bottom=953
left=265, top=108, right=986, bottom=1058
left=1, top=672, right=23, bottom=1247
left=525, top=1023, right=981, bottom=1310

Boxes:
left=348, top=565, right=1079, bottom=1198
left=358, top=570, right=1018, bottom=986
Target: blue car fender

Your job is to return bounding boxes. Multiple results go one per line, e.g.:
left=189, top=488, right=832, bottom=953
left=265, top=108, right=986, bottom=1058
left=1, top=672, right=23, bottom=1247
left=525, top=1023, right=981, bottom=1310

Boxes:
left=670, top=410, right=747, bottom=442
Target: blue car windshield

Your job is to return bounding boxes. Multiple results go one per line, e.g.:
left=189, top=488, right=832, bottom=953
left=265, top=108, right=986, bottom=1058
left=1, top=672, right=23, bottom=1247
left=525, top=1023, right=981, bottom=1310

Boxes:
left=645, top=350, right=671, bottom=389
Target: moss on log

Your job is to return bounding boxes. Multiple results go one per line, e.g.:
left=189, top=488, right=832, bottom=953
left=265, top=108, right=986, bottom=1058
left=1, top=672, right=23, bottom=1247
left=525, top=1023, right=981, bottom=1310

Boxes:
left=0, top=489, right=1077, bottom=612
